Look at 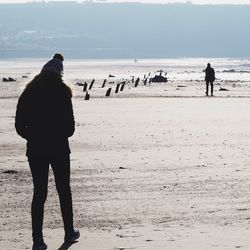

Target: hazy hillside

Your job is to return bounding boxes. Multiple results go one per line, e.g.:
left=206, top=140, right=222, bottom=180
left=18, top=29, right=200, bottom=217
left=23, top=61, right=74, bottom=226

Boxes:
left=0, top=2, right=249, bottom=58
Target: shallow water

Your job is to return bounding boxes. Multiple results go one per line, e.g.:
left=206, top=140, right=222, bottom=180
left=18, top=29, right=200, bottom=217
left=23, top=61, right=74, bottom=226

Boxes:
left=0, top=58, right=250, bottom=81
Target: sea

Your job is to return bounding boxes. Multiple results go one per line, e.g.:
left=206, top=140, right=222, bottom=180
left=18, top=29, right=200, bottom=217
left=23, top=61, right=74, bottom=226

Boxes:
left=0, top=58, right=250, bottom=82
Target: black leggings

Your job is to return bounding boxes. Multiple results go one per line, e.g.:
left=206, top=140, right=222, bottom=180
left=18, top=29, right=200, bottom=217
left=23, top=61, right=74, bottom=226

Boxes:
left=206, top=80, right=214, bottom=95
left=28, top=155, right=74, bottom=240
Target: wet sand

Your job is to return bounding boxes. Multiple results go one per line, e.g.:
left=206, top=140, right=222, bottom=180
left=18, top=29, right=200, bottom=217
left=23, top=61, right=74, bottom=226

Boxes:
left=1, top=93, right=250, bottom=249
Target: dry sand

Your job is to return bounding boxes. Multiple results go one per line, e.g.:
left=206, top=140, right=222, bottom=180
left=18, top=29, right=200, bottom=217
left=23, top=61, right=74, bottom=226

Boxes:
left=1, top=64, right=250, bottom=249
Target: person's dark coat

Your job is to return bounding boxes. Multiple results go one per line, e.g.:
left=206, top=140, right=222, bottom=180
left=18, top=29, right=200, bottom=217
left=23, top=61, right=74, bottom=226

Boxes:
left=15, top=72, right=75, bottom=158
left=205, top=66, right=215, bottom=82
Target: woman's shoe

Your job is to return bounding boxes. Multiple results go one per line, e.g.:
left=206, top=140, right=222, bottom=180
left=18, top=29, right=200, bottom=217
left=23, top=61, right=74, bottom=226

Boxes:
left=32, top=238, right=47, bottom=250
left=64, top=229, right=80, bottom=243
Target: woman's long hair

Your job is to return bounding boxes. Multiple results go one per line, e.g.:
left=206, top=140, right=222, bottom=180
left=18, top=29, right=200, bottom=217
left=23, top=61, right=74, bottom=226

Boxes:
left=25, top=71, right=72, bottom=98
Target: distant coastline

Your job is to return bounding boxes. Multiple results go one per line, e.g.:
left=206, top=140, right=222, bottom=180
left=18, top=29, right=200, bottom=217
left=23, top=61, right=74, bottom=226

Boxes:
left=0, top=2, right=250, bottom=59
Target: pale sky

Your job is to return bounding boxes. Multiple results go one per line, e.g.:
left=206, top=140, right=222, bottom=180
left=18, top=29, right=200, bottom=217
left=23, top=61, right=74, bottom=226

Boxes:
left=0, top=0, right=250, bottom=4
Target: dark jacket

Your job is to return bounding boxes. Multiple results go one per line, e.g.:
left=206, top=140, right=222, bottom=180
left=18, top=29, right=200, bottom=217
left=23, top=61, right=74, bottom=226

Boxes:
left=205, top=66, right=215, bottom=82
left=15, top=72, right=75, bottom=158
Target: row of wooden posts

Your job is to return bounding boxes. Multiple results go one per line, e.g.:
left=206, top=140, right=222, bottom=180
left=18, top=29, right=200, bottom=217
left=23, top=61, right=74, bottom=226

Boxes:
left=81, top=78, right=135, bottom=100
left=81, top=73, right=153, bottom=100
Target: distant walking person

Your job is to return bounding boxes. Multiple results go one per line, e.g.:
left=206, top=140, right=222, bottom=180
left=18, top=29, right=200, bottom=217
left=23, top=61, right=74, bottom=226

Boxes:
left=15, top=54, right=80, bottom=250
left=205, top=63, right=215, bottom=96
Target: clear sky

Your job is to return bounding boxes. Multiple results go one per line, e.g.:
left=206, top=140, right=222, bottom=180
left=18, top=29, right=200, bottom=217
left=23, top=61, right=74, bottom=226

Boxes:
left=0, top=0, right=249, bottom=4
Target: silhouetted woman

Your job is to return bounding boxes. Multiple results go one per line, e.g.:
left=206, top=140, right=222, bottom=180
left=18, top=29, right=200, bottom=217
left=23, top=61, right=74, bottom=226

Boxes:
left=205, top=63, right=215, bottom=96
left=15, top=54, right=79, bottom=250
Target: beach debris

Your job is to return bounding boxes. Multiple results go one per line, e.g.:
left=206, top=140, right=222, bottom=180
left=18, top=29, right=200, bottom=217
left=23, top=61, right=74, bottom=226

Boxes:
left=115, top=83, right=120, bottom=93
left=84, top=91, right=90, bottom=100
left=151, top=70, right=168, bottom=83
left=219, top=87, right=230, bottom=91
left=2, top=77, right=16, bottom=82
left=22, top=75, right=28, bottom=78
left=177, top=85, right=187, bottom=88
left=237, top=208, right=247, bottom=211
left=89, top=79, right=95, bottom=90
left=76, top=81, right=85, bottom=86
left=105, top=88, right=112, bottom=97
left=222, top=69, right=235, bottom=73
left=238, top=70, right=250, bottom=73
left=3, top=170, right=18, bottom=174
left=131, top=76, right=135, bottom=83
left=119, top=167, right=127, bottom=170
left=151, top=75, right=167, bottom=83
left=116, top=234, right=124, bottom=238
left=8, top=77, right=16, bottom=82
left=101, top=79, right=107, bottom=88
left=108, top=74, right=115, bottom=78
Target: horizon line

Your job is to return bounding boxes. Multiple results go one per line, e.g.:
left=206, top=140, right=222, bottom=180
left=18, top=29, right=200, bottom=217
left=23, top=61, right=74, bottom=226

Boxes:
left=0, top=1, right=250, bottom=5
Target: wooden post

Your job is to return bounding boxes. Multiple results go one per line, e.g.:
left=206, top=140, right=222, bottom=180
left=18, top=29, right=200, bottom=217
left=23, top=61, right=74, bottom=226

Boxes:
left=89, top=79, right=95, bottom=90
left=135, top=77, right=140, bottom=87
left=85, top=91, right=90, bottom=100
left=115, top=83, right=120, bottom=93
left=120, top=82, right=126, bottom=91
left=106, top=88, right=112, bottom=97
left=83, top=82, right=88, bottom=92
left=101, top=79, right=107, bottom=88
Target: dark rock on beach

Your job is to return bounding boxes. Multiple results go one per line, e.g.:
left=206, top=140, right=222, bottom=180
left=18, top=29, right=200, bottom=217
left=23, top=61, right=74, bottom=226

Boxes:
left=2, top=77, right=16, bottom=82
left=219, top=87, right=230, bottom=91
left=3, top=170, right=18, bottom=174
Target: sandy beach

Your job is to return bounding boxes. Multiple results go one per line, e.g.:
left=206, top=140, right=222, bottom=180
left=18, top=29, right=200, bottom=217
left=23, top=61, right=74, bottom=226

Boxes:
left=1, top=58, right=250, bottom=249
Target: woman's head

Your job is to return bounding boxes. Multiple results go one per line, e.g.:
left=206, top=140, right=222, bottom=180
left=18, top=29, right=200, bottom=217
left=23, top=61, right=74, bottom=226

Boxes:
left=25, top=53, right=72, bottom=97
left=41, top=53, right=64, bottom=77
left=53, top=53, right=64, bottom=62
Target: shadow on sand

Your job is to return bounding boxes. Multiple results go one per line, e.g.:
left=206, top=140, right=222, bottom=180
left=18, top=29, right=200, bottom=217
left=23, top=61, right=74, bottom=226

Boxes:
left=58, top=240, right=79, bottom=250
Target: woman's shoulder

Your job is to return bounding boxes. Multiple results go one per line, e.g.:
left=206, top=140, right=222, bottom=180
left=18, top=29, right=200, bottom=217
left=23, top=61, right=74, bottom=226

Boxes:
left=60, top=82, right=73, bottom=98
